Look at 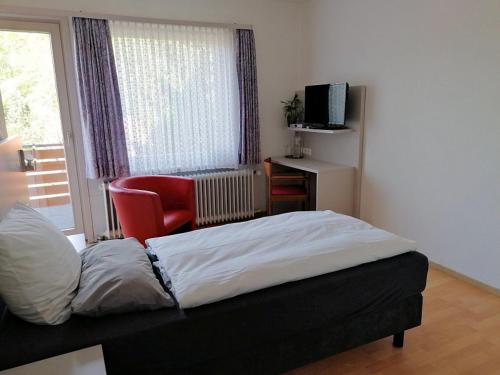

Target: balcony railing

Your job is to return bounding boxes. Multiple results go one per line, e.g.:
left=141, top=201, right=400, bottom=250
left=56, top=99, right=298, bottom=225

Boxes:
left=25, top=144, right=71, bottom=208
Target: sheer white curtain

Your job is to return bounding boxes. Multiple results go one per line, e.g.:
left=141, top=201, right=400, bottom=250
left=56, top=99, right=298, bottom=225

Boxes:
left=110, top=21, right=240, bottom=174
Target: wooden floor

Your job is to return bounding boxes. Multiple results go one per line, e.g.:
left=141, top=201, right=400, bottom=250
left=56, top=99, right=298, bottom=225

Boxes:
left=286, top=267, right=500, bottom=375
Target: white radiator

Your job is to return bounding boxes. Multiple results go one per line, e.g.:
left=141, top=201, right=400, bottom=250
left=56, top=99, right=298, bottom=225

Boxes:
left=101, top=169, right=255, bottom=236
left=188, top=169, right=255, bottom=226
left=102, top=180, right=123, bottom=240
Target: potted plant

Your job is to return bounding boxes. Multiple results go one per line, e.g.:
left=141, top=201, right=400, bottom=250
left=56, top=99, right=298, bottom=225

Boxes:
left=281, top=94, right=303, bottom=126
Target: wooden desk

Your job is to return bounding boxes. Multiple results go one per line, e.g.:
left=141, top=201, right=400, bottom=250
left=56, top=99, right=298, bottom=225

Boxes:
left=272, top=157, right=355, bottom=215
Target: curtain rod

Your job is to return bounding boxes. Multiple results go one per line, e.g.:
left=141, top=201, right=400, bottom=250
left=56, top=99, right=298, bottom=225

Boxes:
left=0, top=5, right=253, bottom=30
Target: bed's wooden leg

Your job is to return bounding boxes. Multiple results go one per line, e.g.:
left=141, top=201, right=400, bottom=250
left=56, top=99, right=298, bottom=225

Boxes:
left=393, top=331, right=404, bottom=348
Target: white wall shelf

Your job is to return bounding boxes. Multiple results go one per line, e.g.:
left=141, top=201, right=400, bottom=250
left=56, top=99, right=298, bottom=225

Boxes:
left=288, top=127, right=354, bottom=135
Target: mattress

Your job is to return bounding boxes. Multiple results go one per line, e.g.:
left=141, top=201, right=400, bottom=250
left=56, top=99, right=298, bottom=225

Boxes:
left=147, top=210, right=417, bottom=308
left=0, top=251, right=428, bottom=373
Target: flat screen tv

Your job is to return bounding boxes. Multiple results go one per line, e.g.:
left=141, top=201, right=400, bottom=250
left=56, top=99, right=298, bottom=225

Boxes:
left=304, top=83, right=348, bottom=126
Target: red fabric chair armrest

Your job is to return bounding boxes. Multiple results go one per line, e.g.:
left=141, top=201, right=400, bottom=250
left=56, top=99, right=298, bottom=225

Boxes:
left=158, top=176, right=196, bottom=213
left=109, top=182, right=165, bottom=245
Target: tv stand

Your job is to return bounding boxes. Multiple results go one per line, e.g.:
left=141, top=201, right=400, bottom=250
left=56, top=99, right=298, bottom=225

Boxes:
left=288, top=127, right=353, bottom=135
left=326, top=124, right=349, bottom=130
left=303, top=124, right=349, bottom=131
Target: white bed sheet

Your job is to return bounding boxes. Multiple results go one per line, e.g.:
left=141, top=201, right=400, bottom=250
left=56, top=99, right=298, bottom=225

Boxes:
left=147, top=211, right=417, bottom=308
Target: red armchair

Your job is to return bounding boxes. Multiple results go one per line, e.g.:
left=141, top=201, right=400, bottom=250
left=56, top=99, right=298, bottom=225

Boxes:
left=109, top=176, right=196, bottom=245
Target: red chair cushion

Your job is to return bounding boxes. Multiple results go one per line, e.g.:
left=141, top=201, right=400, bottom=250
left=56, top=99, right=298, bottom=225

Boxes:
left=271, top=185, right=306, bottom=195
left=163, top=210, right=194, bottom=233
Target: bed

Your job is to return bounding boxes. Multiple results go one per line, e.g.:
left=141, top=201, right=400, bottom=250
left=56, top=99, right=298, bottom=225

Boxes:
left=0, top=249, right=427, bottom=374
left=0, top=141, right=428, bottom=374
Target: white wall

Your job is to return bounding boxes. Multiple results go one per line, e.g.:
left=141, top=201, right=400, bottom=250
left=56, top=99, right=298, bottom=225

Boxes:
left=301, top=0, right=500, bottom=288
left=0, top=0, right=303, bottom=235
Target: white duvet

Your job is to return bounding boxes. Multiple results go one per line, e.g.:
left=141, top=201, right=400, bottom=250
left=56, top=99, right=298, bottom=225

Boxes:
left=147, top=211, right=417, bottom=308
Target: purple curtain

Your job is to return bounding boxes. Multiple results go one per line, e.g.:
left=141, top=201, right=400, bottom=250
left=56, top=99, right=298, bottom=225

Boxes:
left=73, top=17, right=129, bottom=179
left=235, top=29, right=260, bottom=165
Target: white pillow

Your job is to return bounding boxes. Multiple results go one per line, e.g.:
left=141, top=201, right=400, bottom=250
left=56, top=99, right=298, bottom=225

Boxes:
left=0, top=203, right=81, bottom=324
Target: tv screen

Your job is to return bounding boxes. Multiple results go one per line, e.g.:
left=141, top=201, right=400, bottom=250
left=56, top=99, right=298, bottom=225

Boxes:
left=304, top=83, right=348, bottom=126
left=304, top=84, right=330, bottom=125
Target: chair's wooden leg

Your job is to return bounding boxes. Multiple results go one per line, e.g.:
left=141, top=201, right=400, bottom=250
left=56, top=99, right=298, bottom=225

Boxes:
left=393, top=331, right=404, bottom=348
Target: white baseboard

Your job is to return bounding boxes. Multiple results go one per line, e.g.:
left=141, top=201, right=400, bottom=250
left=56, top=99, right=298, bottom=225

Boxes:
left=430, top=261, right=500, bottom=296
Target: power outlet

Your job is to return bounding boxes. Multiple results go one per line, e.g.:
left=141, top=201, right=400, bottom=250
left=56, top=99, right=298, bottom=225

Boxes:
left=302, top=147, right=312, bottom=157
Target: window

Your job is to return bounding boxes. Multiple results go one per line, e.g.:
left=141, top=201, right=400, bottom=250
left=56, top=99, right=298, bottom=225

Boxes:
left=110, top=21, right=240, bottom=175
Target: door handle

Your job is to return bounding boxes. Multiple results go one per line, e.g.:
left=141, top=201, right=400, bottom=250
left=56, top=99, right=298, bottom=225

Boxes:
left=19, top=149, right=36, bottom=172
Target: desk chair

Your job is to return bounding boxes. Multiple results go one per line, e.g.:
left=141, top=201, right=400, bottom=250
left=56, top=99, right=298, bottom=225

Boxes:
left=263, top=158, right=309, bottom=216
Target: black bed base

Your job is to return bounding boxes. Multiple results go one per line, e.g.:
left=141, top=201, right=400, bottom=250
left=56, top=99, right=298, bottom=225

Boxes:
left=0, top=252, right=428, bottom=374
left=104, top=294, right=422, bottom=375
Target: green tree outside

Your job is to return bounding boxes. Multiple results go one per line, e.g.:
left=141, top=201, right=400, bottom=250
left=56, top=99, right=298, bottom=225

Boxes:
left=0, top=30, right=63, bottom=145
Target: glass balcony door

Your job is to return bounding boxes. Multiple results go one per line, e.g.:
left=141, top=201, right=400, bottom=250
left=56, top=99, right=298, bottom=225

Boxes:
left=0, top=20, right=84, bottom=234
